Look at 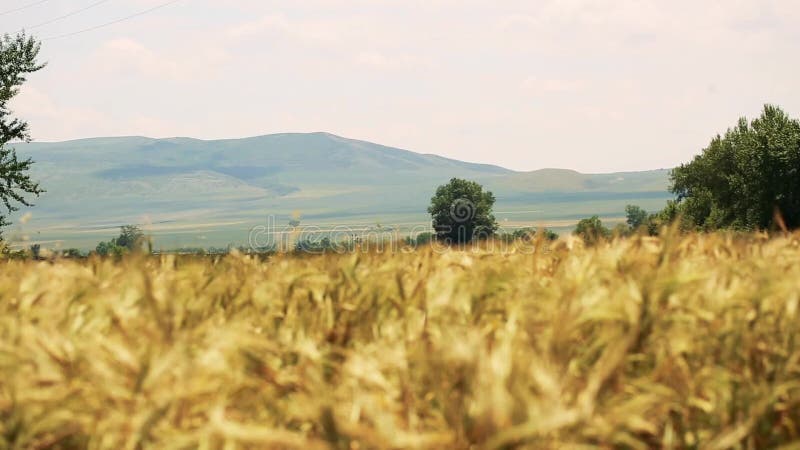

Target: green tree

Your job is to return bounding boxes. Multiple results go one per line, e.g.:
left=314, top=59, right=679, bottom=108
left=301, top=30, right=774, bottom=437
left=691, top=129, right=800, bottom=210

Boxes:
left=428, top=178, right=498, bottom=243
left=671, top=105, right=800, bottom=230
left=625, top=205, right=648, bottom=230
left=405, top=231, right=434, bottom=247
left=499, top=227, right=559, bottom=242
left=116, top=225, right=145, bottom=251
left=95, top=225, right=146, bottom=256
left=61, top=248, right=84, bottom=258
left=95, top=240, right=124, bottom=257
left=0, top=33, right=45, bottom=240
left=574, top=215, right=611, bottom=244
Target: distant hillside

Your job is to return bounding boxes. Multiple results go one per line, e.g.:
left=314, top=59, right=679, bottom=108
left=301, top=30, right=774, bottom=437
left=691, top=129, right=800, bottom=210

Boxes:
left=8, top=133, right=673, bottom=249
left=498, top=168, right=671, bottom=193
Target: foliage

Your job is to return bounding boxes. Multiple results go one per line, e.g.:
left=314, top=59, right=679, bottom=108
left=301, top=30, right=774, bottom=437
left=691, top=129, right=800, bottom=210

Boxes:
left=671, top=104, right=800, bottom=230
left=428, top=178, right=498, bottom=243
left=294, top=236, right=346, bottom=254
left=498, top=227, right=559, bottom=242
left=117, top=225, right=145, bottom=250
left=94, top=240, right=126, bottom=257
left=95, top=225, right=146, bottom=256
left=1, top=233, right=800, bottom=448
left=0, top=216, right=7, bottom=240
left=538, top=228, right=560, bottom=241
left=625, top=204, right=649, bottom=230
left=0, top=32, right=45, bottom=237
left=61, top=248, right=84, bottom=258
left=28, top=243, right=40, bottom=260
left=574, top=215, right=611, bottom=244
left=405, top=231, right=435, bottom=247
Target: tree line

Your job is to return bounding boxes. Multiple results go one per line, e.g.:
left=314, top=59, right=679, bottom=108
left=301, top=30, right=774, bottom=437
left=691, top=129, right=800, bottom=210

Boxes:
left=428, top=103, right=800, bottom=244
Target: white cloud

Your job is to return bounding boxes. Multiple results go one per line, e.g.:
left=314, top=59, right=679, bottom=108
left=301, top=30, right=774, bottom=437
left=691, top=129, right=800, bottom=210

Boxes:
left=226, top=13, right=343, bottom=43
left=95, top=38, right=184, bottom=79
left=521, top=77, right=587, bottom=95
left=355, top=51, right=428, bottom=70
left=10, top=87, right=108, bottom=140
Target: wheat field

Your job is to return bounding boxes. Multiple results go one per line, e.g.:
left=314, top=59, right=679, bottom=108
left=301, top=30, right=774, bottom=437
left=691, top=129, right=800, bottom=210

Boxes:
left=2, top=232, right=800, bottom=449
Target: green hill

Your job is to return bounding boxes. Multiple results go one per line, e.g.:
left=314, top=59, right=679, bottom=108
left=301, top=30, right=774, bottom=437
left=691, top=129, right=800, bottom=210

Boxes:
left=7, top=133, right=673, bottom=249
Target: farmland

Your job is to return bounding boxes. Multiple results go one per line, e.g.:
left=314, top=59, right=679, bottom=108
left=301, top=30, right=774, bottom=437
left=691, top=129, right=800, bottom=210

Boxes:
left=2, top=231, right=799, bottom=449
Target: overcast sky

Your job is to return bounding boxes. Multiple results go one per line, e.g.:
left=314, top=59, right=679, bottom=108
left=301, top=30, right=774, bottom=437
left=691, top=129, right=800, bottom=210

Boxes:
left=2, top=0, right=799, bottom=172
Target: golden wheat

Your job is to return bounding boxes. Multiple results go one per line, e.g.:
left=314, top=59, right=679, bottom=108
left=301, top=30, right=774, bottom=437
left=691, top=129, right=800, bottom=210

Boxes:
left=1, top=232, right=800, bottom=449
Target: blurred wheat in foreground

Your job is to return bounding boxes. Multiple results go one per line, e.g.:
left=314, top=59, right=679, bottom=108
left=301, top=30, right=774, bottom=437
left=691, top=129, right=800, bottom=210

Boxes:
left=2, top=233, right=800, bottom=450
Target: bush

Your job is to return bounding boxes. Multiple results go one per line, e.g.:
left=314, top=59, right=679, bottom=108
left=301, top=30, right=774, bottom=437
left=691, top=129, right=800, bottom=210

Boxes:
left=574, top=215, right=611, bottom=244
left=405, top=231, right=434, bottom=247
left=499, top=227, right=559, bottom=242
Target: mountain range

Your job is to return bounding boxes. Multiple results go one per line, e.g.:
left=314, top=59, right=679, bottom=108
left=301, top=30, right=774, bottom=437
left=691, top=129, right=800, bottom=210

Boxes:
left=8, top=133, right=673, bottom=249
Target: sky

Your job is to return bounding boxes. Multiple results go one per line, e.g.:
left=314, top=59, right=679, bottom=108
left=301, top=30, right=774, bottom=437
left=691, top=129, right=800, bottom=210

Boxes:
left=2, top=0, right=799, bottom=173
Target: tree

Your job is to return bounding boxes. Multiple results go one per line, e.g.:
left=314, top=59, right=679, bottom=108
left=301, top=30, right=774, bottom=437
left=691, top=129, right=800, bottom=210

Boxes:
left=428, top=178, right=498, bottom=243
left=574, top=215, right=611, bottom=244
left=95, top=240, right=124, bottom=257
left=499, top=227, right=559, bottom=242
left=625, top=205, right=648, bottom=230
left=540, top=228, right=560, bottom=241
left=405, top=231, right=434, bottom=247
left=61, top=248, right=84, bottom=258
left=116, top=225, right=145, bottom=251
left=95, top=225, right=146, bottom=256
left=671, top=105, right=800, bottom=230
left=644, top=200, right=687, bottom=236
left=0, top=33, right=46, bottom=240
left=29, top=243, right=41, bottom=259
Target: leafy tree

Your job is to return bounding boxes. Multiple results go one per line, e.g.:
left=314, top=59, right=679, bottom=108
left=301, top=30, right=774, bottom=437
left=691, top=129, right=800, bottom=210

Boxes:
left=95, top=225, right=146, bottom=256
left=61, top=248, right=84, bottom=258
left=625, top=205, right=649, bottom=230
left=499, top=227, right=559, bottom=242
left=428, top=178, right=497, bottom=243
left=574, top=215, right=611, bottom=244
left=671, top=105, right=800, bottom=230
left=644, top=200, right=688, bottom=236
left=295, top=236, right=343, bottom=254
left=116, top=225, right=145, bottom=251
left=95, top=240, right=125, bottom=257
left=29, top=243, right=41, bottom=259
left=405, top=231, right=434, bottom=247
left=540, top=228, right=560, bottom=241
left=0, top=33, right=46, bottom=240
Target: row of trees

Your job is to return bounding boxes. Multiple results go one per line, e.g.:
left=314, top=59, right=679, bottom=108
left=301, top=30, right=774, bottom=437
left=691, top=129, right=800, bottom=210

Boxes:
left=671, top=104, right=800, bottom=231
left=572, top=204, right=672, bottom=244
left=429, top=104, right=799, bottom=244
left=426, top=178, right=656, bottom=245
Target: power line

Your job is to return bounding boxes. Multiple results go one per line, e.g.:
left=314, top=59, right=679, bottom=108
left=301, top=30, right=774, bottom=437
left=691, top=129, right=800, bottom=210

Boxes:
left=0, top=0, right=52, bottom=17
left=43, top=0, right=183, bottom=40
left=27, top=0, right=113, bottom=30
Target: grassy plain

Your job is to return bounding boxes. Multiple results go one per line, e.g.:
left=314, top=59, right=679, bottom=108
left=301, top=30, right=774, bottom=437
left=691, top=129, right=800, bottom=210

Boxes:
left=2, top=231, right=800, bottom=449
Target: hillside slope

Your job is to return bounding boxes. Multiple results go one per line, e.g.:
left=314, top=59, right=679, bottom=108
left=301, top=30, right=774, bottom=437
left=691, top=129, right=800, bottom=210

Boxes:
left=8, top=133, right=673, bottom=249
